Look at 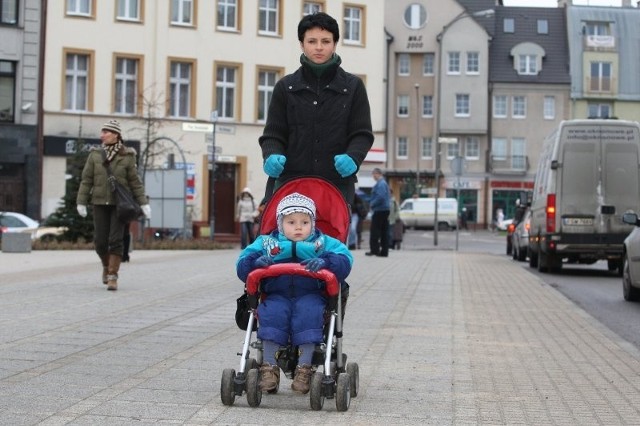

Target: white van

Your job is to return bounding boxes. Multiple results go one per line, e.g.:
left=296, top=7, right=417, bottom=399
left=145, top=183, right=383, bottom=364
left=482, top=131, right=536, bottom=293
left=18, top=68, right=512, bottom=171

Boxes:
left=399, top=198, right=458, bottom=230
left=528, top=119, right=640, bottom=273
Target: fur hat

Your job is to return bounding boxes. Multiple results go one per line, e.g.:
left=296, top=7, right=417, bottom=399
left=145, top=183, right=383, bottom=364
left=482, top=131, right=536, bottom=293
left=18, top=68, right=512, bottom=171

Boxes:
left=242, top=187, right=252, bottom=195
left=101, top=119, right=122, bottom=136
left=276, top=192, right=316, bottom=235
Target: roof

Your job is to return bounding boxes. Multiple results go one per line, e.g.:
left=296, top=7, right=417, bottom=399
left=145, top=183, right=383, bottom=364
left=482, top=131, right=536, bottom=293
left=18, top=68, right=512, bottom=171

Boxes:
left=489, top=7, right=571, bottom=84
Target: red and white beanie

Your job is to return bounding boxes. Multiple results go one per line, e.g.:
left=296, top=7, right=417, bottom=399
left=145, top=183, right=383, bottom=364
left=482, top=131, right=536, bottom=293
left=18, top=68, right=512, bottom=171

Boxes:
left=276, top=192, right=316, bottom=234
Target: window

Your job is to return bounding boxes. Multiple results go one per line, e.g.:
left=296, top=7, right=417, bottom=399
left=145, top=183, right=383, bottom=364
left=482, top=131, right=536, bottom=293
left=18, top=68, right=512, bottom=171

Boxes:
left=257, top=68, right=279, bottom=122
left=493, top=95, right=507, bottom=118
left=218, top=0, right=238, bottom=30
left=465, top=137, right=479, bottom=159
left=171, top=0, right=193, bottom=25
left=397, top=95, right=409, bottom=117
left=518, top=54, right=537, bottom=75
left=422, top=95, right=433, bottom=117
left=216, top=64, right=238, bottom=119
left=422, top=53, right=434, bottom=75
left=67, top=0, right=92, bottom=16
left=398, top=54, right=410, bottom=76
left=259, top=0, right=279, bottom=35
left=543, top=96, right=555, bottom=120
left=169, top=60, right=193, bottom=118
left=1, top=0, right=18, bottom=24
left=303, top=2, right=322, bottom=15
left=0, top=61, right=16, bottom=122
left=537, top=19, right=548, bottom=34
left=447, top=142, right=460, bottom=159
left=117, top=0, right=140, bottom=21
left=503, top=18, right=514, bottom=33
left=590, top=61, right=611, bottom=92
left=455, top=94, right=469, bottom=117
left=114, top=57, right=139, bottom=115
left=343, top=6, right=363, bottom=44
left=65, top=51, right=92, bottom=111
left=512, top=138, right=526, bottom=170
left=466, top=52, right=479, bottom=74
left=422, top=137, right=432, bottom=158
left=396, top=137, right=408, bottom=159
left=512, top=96, right=526, bottom=118
left=588, top=103, right=611, bottom=119
left=403, top=3, right=427, bottom=29
left=448, top=52, right=460, bottom=74
left=585, top=21, right=610, bottom=36
left=492, top=138, right=507, bottom=160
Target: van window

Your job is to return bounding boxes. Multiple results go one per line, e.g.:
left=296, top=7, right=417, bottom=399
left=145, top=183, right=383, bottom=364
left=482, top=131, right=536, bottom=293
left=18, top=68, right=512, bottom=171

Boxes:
left=562, top=142, right=597, bottom=213
left=401, top=201, right=413, bottom=211
left=605, top=141, right=640, bottom=208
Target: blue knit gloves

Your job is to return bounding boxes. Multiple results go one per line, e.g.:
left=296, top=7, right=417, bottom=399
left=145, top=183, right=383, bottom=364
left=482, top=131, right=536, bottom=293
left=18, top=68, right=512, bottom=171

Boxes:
left=334, top=154, right=356, bottom=177
left=254, top=255, right=274, bottom=268
left=301, top=257, right=327, bottom=272
left=264, top=154, right=286, bottom=178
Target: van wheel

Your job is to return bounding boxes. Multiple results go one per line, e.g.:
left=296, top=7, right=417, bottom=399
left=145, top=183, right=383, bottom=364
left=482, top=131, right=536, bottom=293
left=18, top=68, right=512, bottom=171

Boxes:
left=608, top=259, right=623, bottom=277
left=538, top=252, right=549, bottom=273
left=437, top=222, right=450, bottom=231
left=529, top=250, right=538, bottom=268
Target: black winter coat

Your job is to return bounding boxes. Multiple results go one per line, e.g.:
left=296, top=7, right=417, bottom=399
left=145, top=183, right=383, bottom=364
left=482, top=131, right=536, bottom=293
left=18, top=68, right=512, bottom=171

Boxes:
left=259, top=61, right=374, bottom=187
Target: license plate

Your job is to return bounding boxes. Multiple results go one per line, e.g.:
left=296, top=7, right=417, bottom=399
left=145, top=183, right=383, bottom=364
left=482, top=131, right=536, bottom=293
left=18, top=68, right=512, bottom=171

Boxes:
left=563, top=217, right=593, bottom=226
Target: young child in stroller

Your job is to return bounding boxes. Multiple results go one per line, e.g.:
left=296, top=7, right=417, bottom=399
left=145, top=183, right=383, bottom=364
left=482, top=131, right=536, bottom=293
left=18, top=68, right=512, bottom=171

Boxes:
left=236, top=192, right=353, bottom=394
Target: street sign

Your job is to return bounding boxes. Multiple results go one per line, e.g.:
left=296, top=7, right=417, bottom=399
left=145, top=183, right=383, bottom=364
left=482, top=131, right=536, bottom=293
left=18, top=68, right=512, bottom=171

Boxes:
left=206, top=145, right=222, bottom=154
left=182, top=122, right=214, bottom=133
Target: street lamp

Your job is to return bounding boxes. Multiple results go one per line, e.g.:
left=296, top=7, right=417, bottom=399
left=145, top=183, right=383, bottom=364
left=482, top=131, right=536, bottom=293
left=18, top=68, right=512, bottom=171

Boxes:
left=415, top=83, right=420, bottom=197
left=434, top=7, right=494, bottom=246
left=209, top=111, right=218, bottom=241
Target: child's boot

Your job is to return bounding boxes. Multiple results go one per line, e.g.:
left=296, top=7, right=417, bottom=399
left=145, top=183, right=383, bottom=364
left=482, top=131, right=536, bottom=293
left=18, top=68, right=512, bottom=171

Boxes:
left=259, top=363, right=280, bottom=392
left=291, top=364, right=313, bottom=394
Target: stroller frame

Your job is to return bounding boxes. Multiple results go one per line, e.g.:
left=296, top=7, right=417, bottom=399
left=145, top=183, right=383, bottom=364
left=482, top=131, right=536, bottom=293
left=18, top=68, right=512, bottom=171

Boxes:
left=220, top=177, right=359, bottom=411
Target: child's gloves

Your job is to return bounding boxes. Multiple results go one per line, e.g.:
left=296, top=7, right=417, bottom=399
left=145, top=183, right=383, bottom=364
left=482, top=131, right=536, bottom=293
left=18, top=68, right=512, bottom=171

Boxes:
left=254, top=255, right=274, bottom=268
left=263, top=154, right=286, bottom=178
left=334, top=154, right=356, bottom=177
left=77, top=204, right=87, bottom=217
left=301, top=257, right=327, bottom=272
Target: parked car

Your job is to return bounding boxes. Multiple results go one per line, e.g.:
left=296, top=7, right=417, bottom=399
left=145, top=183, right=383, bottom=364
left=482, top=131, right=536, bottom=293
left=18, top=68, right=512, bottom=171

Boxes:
left=512, top=209, right=532, bottom=262
left=0, top=211, right=66, bottom=241
left=621, top=212, right=640, bottom=301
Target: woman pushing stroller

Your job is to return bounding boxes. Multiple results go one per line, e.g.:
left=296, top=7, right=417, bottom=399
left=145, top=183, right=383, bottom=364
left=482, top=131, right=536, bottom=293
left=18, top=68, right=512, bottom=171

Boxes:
left=236, top=192, right=352, bottom=394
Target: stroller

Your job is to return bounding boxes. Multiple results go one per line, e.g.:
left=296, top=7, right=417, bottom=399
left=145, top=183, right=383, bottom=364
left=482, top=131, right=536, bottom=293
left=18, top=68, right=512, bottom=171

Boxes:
left=220, top=177, right=360, bottom=411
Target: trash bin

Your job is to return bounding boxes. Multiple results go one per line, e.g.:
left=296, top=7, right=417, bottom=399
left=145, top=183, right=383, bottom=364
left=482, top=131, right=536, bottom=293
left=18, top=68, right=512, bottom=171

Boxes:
left=1, top=233, right=32, bottom=253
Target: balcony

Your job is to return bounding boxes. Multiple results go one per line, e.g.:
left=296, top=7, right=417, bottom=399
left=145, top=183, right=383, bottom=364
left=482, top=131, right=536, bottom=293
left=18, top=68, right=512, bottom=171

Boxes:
left=585, top=76, right=617, bottom=96
left=583, top=35, right=617, bottom=52
left=490, top=154, right=529, bottom=175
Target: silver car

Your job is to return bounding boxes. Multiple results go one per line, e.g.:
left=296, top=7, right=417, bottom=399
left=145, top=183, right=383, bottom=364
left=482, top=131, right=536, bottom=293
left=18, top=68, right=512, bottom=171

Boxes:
left=621, top=212, right=640, bottom=301
left=512, top=209, right=531, bottom=262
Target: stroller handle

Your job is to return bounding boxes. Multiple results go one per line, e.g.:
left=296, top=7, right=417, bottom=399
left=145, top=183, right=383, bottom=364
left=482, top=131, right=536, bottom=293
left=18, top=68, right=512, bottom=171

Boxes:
left=246, top=263, right=340, bottom=297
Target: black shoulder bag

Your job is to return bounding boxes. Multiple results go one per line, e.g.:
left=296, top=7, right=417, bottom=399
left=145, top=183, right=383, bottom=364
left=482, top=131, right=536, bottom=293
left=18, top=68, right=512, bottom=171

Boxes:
left=101, top=150, right=144, bottom=223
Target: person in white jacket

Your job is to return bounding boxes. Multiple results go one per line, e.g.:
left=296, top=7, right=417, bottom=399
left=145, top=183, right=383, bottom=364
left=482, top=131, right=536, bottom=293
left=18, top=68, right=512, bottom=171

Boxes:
left=236, top=187, right=257, bottom=248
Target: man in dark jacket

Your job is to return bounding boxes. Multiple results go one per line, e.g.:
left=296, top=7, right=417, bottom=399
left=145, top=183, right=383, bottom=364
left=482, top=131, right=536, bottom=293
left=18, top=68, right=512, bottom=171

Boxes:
left=366, top=168, right=390, bottom=257
left=259, top=12, right=374, bottom=207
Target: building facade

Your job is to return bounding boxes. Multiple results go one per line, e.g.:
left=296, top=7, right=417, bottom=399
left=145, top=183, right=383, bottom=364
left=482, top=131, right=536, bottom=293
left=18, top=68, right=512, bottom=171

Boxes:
left=40, top=0, right=386, bottom=235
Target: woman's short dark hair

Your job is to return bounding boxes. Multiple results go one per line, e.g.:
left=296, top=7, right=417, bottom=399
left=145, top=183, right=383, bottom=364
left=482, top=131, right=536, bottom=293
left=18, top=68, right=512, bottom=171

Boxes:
left=298, top=12, right=339, bottom=43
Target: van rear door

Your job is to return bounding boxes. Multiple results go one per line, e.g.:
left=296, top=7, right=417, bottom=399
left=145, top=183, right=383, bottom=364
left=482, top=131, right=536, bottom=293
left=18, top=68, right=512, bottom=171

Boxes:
left=558, top=122, right=640, bottom=234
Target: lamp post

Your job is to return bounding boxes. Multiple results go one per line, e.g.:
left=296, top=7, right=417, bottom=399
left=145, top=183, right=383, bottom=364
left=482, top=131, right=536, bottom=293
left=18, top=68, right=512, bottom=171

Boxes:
left=415, top=83, right=420, bottom=197
left=209, top=111, right=218, bottom=241
left=434, top=7, right=494, bottom=246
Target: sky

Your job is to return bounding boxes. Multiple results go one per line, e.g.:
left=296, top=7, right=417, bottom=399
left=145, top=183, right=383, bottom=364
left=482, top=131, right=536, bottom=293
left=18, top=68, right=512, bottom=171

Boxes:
left=502, top=0, right=625, bottom=6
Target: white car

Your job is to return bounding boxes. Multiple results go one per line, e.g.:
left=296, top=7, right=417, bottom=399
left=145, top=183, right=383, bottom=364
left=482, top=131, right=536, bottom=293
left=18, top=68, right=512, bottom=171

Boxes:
left=621, top=212, right=640, bottom=301
left=0, top=211, right=66, bottom=241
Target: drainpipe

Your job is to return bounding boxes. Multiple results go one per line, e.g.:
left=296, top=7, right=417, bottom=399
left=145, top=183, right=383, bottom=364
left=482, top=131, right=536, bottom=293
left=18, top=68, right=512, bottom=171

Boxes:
left=36, top=0, right=48, bottom=220
left=384, top=28, right=394, bottom=172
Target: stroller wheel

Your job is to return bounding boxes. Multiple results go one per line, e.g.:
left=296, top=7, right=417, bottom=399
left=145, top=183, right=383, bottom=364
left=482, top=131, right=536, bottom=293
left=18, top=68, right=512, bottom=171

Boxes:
left=309, top=372, right=325, bottom=411
left=220, top=368, right=236, bottom=406
left=335, top=372, right=351, bottom=412
left=346, top=362, right=359, bottom=397
left=246, top=357, right=258, bottom=371
left=246, top=368, right=262, bottom=407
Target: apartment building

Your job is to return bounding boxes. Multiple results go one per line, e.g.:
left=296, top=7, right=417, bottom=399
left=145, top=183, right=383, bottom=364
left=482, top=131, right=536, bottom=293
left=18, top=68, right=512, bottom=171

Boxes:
left=40, top=0, right=386, bottom=235
left=488, top=6, right=571, bottom=220
left=0, top=0, right=42, bottom=218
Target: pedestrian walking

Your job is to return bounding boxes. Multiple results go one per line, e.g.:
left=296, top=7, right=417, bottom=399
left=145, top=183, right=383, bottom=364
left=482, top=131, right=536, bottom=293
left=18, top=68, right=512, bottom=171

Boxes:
left=236, top=187, right=257, bottom=249
left=76, top=119, right=150, bottom=291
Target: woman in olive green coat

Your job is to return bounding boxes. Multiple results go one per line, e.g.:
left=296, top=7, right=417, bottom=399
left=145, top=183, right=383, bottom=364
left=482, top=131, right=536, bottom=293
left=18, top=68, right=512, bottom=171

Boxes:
left=76, top=120, right=150, bottom=291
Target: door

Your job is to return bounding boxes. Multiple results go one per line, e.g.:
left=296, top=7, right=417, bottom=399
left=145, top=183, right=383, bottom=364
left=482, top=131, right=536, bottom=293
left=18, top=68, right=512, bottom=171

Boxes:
left=212, top=163, right=236, bottom=233
left=0, top=164, right=25, bottom=212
